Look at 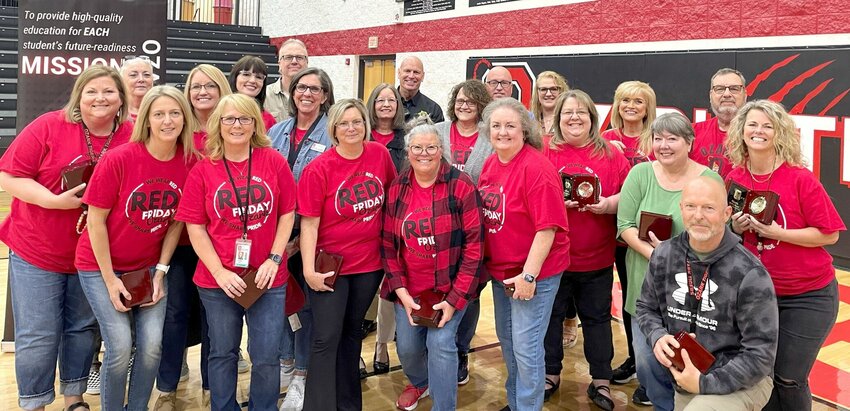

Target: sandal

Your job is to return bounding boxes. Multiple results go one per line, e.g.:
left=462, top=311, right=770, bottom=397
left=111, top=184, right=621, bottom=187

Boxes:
left=563, top=316, right=579, bottom=348
left=587, top=383, right=614, bottom=411
left=67, top=402, right=91, bottom=411
left=544, top=376, right=560, bottom=400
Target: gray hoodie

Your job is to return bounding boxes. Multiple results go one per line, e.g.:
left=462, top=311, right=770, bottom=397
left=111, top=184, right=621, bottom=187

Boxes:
left=636, top=226, right=778, bottom=395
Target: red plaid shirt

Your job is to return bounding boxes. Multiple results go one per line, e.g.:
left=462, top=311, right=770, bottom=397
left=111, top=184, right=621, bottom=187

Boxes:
left=380, top=160, right=485, bottom=310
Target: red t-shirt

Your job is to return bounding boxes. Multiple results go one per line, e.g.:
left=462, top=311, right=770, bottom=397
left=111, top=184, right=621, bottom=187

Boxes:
left=293, top=128, right=307, bottom=146
left=75, top=142, right=194, bottom=271
left=262, top=110, right=276, bottom=132
left=478, top=144, right=570, bottom=281
left=691, top=117, right=732, bottom=178
left=0, top=110, right=132, bottom=273
left=175, top=147, right=296, bottom=288
left=297, top=141, right=398, bottom=275
left=193, top=131, right=208, bottom=156
left=371, top=130, right=395, bottom=146
left=400, top=181, right=436, bottom=298
left=544, top=142, right=630, bottom=271
left=602, top=128, right=653, bottom=166
left=449, top=122, right=478, bottom=172
left=726, top=163, right=845, bottom=296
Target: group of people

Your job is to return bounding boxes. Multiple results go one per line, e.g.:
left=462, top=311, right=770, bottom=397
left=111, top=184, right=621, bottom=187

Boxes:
left=2, top=36, right=842, bottom=411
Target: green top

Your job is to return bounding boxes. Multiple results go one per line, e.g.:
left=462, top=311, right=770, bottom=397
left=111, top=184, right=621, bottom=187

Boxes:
left=616, top=162, right=722, bottom=315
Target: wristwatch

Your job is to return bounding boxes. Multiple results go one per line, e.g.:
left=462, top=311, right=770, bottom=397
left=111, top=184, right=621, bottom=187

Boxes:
left=268, top=253, right=283, bottom=265
left=522, top=273, right=536, bottom=283
left=155, top=263, right=170, bottom=274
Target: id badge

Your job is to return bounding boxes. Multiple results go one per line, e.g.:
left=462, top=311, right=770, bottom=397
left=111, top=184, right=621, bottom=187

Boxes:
left=234, top=238, right=252, bottom=268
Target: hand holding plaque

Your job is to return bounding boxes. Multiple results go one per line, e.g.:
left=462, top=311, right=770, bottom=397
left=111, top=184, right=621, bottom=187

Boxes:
left=231, top=268, right=267, bottom=309
left=411, top=289, right=446, bottom=328
left=562, top=173, right=600, bottom=207
left=725, top=182, right=779, bottom=225
left=638, top=211, right=673, bottom=242
left=61, top=161, right=95, bottom=198
left=119, top=268, right=154, bottom=308
left=315, top=250, right=343, bottom=288
left=667, top=330, right=715, bottom=374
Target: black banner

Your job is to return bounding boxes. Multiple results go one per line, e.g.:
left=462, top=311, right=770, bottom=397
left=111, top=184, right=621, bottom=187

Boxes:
left=470, top=0, right=518, bottom=6
left=468, top=47, right=850, bottom=266
left=404, top=0, right=455, bottom=16
left=16, top=0, right=167, bottom=132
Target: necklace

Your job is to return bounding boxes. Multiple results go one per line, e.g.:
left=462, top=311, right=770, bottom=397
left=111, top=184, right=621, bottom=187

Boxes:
left=747, top=156, right=777, bottom=185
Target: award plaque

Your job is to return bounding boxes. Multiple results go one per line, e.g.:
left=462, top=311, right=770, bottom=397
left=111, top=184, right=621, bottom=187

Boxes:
left=411, top=289, right=446, bottom=328
left=315, top=250, right=344, bottom=288
left=119, top=268, right=154, bottom=308
left=667, top=330, right=716, bottom=374
left=744, top=190, right=779, bottom=225
left=231, top=268, right=267, bottom=309
left=726, top=181, right=749, bottom=214
left=61, top=161, right=95, bottom=198
left=638, top=211, right=673, bottom=242
left=562, top=173, right=600, bottom=206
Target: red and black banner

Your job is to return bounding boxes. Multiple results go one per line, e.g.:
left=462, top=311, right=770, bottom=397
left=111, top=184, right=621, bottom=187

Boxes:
left=468, top=47, right=850, bottom=266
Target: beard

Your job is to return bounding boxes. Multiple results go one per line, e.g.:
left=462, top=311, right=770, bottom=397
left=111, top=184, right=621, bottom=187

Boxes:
left=686, top=225, right=716, bottom=242
left=712, top=104, right=738, bottom=122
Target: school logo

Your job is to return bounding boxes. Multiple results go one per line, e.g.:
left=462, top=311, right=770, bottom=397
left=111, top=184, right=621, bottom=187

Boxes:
left=213, top=175, right=274, bottom=232
left=124, top=177, right=181, bottom=234
left=478, top=184, right=506, bottom=233
left=402, top=206, right=436, bottom=259
left=334, top=171, right=385, bottom=222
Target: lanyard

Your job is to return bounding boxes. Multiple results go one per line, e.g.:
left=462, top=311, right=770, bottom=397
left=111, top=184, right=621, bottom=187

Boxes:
left=222, top=148, right=253, bottom=239
left=83, top=125, right=116, bottom=163
left=288, top=117, right=320, bottom=168
left=685, top=258, right=710, bottom=334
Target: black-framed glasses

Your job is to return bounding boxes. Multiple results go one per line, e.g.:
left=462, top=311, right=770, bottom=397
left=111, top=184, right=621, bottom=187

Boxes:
left=711, top=85, right=744, bottom=95
left=538, top=86, right=561, bottom=95
left=221, top=116, right=254, bottom=125
left=280, top=54, right=307, bottom=63
left=409, top=145, right=441, bottom=155
left=486, top=80, right=511, bottom=89
left=455, top=99, right=474, bottom=108
left=295, top=83, right=323, bottom=94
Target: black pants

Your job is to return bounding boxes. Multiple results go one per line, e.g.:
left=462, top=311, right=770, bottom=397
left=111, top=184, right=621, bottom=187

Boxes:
left=544, top=266, right=614, bottom=379
left=615, top=246, right=635, bottom=360
left=303, top=270, right=383, bottom=411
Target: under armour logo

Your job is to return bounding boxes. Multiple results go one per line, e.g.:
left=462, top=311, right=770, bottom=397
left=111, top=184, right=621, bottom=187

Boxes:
left=673, top=272, right=718, bottom=312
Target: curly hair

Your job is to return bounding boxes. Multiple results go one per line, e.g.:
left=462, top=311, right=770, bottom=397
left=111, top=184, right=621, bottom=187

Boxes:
left=447, top=79, right=491, bottom=123
left=725, top=99, right=804, bottom=168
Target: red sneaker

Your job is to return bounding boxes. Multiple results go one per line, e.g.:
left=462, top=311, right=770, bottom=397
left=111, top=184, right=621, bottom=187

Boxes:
left=396, top=384, right=429, bottom=411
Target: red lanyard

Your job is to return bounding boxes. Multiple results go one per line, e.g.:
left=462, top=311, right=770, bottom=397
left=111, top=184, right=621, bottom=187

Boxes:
left=686, top=259, right=710, bottom=301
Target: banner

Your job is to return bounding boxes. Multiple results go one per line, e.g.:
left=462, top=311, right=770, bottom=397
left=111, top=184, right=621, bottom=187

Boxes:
left=16, top=0, right=167, bottom=132
left=468, top=47, right=850, bottom=266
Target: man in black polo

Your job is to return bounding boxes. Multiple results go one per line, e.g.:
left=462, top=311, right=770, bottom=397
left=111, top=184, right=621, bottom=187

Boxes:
left=397, top=56, right=444, bottom=123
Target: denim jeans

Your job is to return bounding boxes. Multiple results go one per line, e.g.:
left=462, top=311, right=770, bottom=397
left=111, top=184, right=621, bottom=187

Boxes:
left=157, top=245, right=210, bottom=392
left=544, top=267, right=614, bottom=379
left=764, top=279, right=838, bottom=411
left=455, top=298, right=480, bottom=354
left=395, top=302, right=467, bottom=411
left=199, top=284, right=286, bottom=411
left=9, top=252, right=97, bottom=410
left=632, top=321, right=674, bottom=411
left=492, top=274, right=561, bottom=411
left=78, top=268, right=168, bottom=411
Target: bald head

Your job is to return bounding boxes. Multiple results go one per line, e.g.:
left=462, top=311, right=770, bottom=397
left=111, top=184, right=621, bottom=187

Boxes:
left=398, top=56, right=425, bottom=99
left=486, top=66, right=513, bottom=99
left=681, top=176, right=732, bottom=249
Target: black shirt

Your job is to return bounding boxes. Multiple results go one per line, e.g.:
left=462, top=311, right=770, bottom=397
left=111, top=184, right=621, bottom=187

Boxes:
left=399, top=87, right=445, bottom=123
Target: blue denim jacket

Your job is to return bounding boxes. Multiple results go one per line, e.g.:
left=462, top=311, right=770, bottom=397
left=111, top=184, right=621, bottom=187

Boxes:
left=268, top=113, right=331, bottom=182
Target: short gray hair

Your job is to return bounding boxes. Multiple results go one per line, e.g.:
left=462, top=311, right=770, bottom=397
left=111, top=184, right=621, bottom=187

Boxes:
left=651, top=112, right=695, bottom=145
left=711, top=68, right=746, bottom=87
left=120, top=56, right=153, bottom=75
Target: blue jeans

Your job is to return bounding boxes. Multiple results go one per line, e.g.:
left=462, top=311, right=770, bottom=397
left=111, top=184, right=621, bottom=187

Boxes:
left=455, top=298, right=480, bottom=354
left=632, top=321, right=674, bottom=411
left=9, top=252, right=97, bottom=410
left=492, top=274, right=561, bottom=411
left=157, top=245, right=210, bottom=392
left=78, top=268, right=168, bottom=411
left=395, top=302, right=468, bottom=411
left=199, top=284, right=286, bottom=411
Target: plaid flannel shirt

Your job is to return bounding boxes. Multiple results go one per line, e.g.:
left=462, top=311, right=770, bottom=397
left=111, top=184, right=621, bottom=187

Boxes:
left=380, top=160, right=485, bottom=310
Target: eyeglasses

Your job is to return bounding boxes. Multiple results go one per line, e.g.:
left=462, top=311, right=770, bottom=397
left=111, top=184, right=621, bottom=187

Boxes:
left=486, top=80, right=512, bottom=89
left=238, top=70, right=266, bottom=82
left=337, top=119, right=365, bottom=129
left=538, top=86, right=561, bottom=95
left=189, top=83, right=219, bottom=92
left=409, top=145, right=441, bottom=155
left=376, top=98, right=397, bottom=106
left=711, top=85, right=744, bottom=95
left=280, top=54, right=307, bottom=63
left=561, top=110, right=590, bottom=118
left=295, top=83, right=323, bottom=94
left=455, top=99, right=474, bottom=108
left=221, top=116, right=254, bottom=125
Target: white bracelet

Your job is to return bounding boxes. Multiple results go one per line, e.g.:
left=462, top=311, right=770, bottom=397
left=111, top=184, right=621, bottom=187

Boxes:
left=155, top=263, right=170, bottom=274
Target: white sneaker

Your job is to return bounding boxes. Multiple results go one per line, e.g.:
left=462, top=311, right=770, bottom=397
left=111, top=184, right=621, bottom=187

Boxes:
left=152, top=391, right=177, bottom=411
left=238, top=350, right=250, bottom=374
left=86, top=366, right=101, bottom=395
left=280, top=362, right=295, bottom=391
left=280, top=376, right=305, bottom=411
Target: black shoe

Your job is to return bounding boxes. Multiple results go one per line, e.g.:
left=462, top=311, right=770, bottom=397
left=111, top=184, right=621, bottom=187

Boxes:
left=587, top=383, right=614, bottom=411
left=498, top=406, right=511, bottom=411
left=611, top=357, right=636, bottom=384
left=359, top=356, right=368, bottom=380
left=457, top=352, right=470, bottom=385
left=632, top=384, right=652, bottom=406
left=361, top=320, right=376, bottom=340
left=544, top=376, right=560, bottom=401
left=373, top=352, right=390, bottom=375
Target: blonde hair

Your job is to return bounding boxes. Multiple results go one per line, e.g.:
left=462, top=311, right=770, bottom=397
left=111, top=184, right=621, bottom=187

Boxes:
left=530, top=71, right=569, bottom=133
left=327, top=99, right=371, bottom=146
left=205, top=94, right=271, bottom=160
left=130, top=86, right=200, bottom=162
left=183, top=64, right=233, bottom=131
left=481, top=97, right=542, bottom=150
left=610, top=81, right=657, bottom=154
left=63, top=65, right=128, bottom=125
left=725, top=99, right=804, bottom=167
left=550, top=90, right=610, bottom=158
